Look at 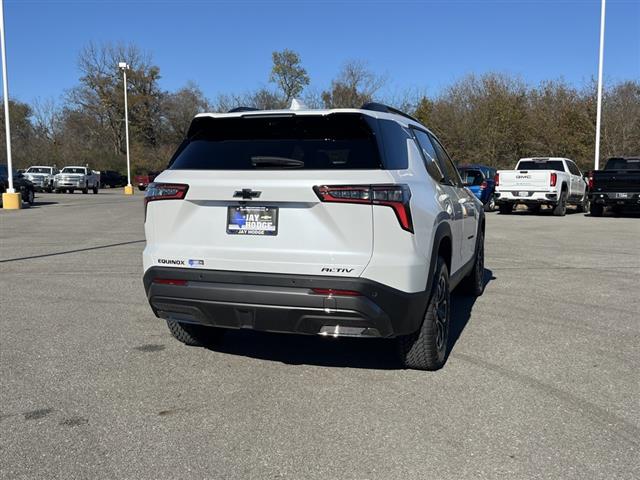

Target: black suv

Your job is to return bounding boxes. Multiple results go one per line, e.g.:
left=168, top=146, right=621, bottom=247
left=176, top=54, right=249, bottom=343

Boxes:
left=100, top=170, right=127, bottom=188
left=0, top=165, right=35, bottom=206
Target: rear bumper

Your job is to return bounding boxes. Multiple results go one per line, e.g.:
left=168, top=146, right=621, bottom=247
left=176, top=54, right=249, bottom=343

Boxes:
left=588, top=192, right=640, bottom=206
left=143, top=267, right=429, bottom=338
left=495, top=190, right=558, bottom=204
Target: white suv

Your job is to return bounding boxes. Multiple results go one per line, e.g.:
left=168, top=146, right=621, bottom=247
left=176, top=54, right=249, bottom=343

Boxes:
left=143, top=102, right=485, bottom=370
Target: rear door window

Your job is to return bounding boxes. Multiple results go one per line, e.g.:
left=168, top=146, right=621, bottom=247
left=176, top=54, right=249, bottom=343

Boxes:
left=567, top=161, right=581, bottom=176
left=460, top=169, right=484, bottom=186
left=412, top=129, right=445, bottom=182
left=170, top=113, right=383, bottom=170
left=429, top=134, right=463, bottom=187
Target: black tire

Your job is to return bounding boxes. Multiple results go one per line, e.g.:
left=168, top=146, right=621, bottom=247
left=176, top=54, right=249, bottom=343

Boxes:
left=82, top=183, right=89, bottom=194
left=498, top=203, right=513, bottom=214
left=68, top=189, right=74, bottom=194
left=484, top=196, right=496, bottom=212
left=576, top=194, right=590, bottom=213
left=460, top=229, right=485, bottom=296
left=166, top=319, right=225, bottom=347
left=590, top=203, right=604, bottom=217
left=397, top=256, right=450, bottom=371
left=552, top=190, right=567, bottom=216
left=93, top=184, right=99, bottom=194
left=138, top=185, right=146, bottom=191
left=26, top=189, right=35, bottom=206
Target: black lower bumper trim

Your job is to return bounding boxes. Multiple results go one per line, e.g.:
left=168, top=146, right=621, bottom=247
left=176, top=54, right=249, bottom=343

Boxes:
left=143, top=267, right=429, bottom=338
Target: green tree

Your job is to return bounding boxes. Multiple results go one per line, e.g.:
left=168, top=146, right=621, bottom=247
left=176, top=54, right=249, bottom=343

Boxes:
left=0, top=99, right=34, bottom=168
left=270, top=49, right=310, bottom=103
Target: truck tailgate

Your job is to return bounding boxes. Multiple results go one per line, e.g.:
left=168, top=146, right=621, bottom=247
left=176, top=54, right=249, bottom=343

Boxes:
left=592, top=170, right=640, bottom=192
left=498, top=170, right=551, bottom=190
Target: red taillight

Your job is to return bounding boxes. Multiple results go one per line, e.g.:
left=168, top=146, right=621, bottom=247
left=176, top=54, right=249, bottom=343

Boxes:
left=144, top=183, right=189, bottom=219
left=480, top=181, right=488, bottom=190
left=152, top=278, right=187, bottom=286
left=550, top=172, right=557, bottom=187
left=313, top=184, right=413, bottom=233
left=311, top=288, right=361, bottom=296
left=144, top=183, right=189, bottom=205
left=587, top=172, right=594, bottom=190
left=494, top=173, right=500, bottom=187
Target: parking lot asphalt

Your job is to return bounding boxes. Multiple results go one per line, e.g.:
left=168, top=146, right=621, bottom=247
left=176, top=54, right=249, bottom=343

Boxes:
left=1, top=191, right=639, bottom=480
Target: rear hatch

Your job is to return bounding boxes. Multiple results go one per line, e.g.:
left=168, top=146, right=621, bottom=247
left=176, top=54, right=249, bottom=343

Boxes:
left=144, top=113, right=396, bottom=277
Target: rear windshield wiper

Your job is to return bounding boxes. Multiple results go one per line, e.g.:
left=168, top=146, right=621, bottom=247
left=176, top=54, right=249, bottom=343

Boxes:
left=250, top=156, right=305, bottom=168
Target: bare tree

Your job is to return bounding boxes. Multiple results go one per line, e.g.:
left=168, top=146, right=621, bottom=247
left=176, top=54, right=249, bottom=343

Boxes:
left=161, top=81, right=210, bottom=143
left=322, top=60, right=385, bottom=108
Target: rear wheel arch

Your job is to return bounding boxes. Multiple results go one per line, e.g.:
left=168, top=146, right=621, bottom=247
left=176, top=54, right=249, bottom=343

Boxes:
left=427, top=221, right=453, bottom=294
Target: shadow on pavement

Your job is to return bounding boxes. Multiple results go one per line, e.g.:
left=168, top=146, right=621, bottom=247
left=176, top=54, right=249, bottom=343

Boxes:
left=0, top=239, right=145, bottom=263
left=208, top=268, right=495, bottom=370
left=30, top=201, right=59, bottom=208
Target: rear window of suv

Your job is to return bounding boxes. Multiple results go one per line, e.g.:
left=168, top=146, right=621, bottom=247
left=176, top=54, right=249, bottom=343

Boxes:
left=169, top=113, right=388, bottom=170
left=517, top=160, right=565, bottom=171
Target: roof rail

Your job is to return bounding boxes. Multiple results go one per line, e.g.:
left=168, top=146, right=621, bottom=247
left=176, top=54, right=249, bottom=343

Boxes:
left=228, top=107, right=260, bottom=113
left=360, top=102, right=421, bottom=124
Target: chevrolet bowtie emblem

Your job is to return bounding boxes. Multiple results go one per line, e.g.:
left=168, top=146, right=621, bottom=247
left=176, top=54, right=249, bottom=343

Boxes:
left=234, top=189, right=261, bottom=200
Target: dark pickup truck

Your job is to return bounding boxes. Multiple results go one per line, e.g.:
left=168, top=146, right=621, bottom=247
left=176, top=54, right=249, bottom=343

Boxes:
left=588, top=157, right=640, bottom=216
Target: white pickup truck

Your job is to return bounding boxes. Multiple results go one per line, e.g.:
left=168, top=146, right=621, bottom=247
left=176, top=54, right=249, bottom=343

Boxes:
left=54, top=166, right=100, bottom=194
left=495, top=157, right=588, bottom=216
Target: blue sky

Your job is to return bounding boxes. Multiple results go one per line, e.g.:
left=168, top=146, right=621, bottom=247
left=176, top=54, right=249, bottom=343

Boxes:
left=4, top=0, right=640, bottom=104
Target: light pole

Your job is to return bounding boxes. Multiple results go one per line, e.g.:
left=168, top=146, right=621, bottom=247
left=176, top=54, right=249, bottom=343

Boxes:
left=594, top=0, right=606, bottom=171
left=1, top=0, right=20, bottom=209
left=119, top=61, right=133, bottom=195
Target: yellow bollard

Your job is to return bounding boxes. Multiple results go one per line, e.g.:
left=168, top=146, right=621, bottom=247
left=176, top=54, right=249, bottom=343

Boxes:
left=2, top=192, right=22, bottom=209
left=124, top=184, right=134, bottom=195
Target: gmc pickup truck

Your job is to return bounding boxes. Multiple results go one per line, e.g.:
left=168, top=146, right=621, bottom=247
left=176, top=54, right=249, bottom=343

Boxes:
left=587, top=157, right=640, bottom=216
left=495, top=157, right=588, bottom=216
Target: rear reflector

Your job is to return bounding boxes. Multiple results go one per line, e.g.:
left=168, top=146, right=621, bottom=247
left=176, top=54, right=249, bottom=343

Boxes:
left=314, top=184, right=413, bottom=232
left=152, top=278, right=188, bottom=286
left=311, top=288, right=361, bottom=296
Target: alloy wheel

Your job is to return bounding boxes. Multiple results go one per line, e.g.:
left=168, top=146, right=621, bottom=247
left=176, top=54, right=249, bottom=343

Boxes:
left=434, top=273, right=449, bottom=352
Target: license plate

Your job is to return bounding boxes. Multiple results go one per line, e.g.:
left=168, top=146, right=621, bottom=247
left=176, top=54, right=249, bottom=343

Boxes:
left=615, top=193, right=628, bottom=199
left=518, top=191, right=529, bottom=197
left=227, top=206, right=278, bottom=236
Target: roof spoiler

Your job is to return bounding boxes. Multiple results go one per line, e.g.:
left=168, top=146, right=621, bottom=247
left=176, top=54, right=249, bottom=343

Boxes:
left=360, top=102, right=421, bottom=124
